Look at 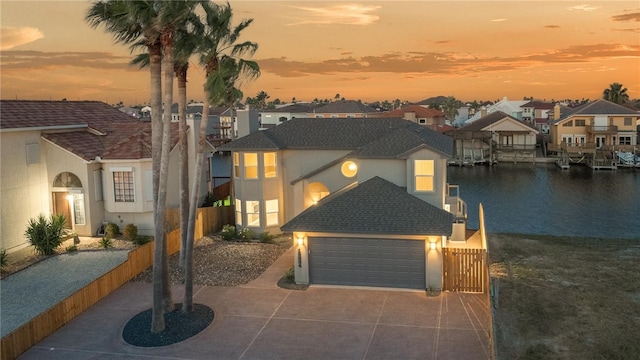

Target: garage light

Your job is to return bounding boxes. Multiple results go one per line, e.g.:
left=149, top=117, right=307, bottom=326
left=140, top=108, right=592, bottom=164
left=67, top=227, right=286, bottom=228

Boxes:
left=429, top=240, right=437, bottom=250
left=297, top=236, right=304, bottom=246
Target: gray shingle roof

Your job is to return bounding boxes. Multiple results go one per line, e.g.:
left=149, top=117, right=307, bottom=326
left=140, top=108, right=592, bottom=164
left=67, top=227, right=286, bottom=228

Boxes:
left=218, top=117, right=453, bottom=157
left=313, top=100, right=378, bottom=114
left=455, top=111, right=538, bottom=132
left=280, top=176, right=453, bottom=235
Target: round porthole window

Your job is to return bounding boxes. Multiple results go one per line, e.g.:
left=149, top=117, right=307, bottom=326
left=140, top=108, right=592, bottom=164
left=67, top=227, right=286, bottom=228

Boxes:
left=341, top=161, right=358, bottom=178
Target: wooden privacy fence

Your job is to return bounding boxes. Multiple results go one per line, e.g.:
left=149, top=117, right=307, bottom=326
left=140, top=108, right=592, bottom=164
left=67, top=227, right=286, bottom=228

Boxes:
left=442, top=247, right=487, bottom=293
left=165, top=206, right=235, bottom=236
left=1, top=206, right=233, bottom=360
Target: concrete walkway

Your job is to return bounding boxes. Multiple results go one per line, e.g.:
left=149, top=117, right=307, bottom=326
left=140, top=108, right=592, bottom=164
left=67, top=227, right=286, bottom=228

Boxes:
left=18, top=248, right=492, bottom=360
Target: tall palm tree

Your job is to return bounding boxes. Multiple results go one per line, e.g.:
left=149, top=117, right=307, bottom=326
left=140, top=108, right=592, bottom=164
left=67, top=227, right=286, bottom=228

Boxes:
left=603, top=83, right=629, bottom=104
left=182, top=1, right=260, bottom=312
left=442, top=96, right=460, bottom=121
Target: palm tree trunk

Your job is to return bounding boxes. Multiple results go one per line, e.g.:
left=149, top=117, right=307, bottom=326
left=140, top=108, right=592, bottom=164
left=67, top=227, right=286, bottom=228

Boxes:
left=150, top=40, right=167, bottom=333
left=177, top=64, right=189, bottom=268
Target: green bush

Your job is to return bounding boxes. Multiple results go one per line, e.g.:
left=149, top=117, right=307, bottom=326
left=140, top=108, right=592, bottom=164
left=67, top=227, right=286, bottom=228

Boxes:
left=260, top=231, right=274, bottom=243
left=220, top=224, right=237, bottom=240
left=123, top=223, right=138, bottom=241
left=65, top=245, right=78, bottom=252
left=239, top=228, right=254, bottom=241
left=105, top=223, right=120, bottom=239
left=1, top=249, right=8, bottom=272
left=284, top=267, right=295, bottom=282
left=100, top=237, right=113, bottom=249
left=133, top=235, right=151, bottom=246
left=25, top=214, right=67, bottom=255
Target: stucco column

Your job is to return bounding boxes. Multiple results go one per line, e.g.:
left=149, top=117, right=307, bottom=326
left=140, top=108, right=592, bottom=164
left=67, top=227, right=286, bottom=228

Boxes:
left=293, top=232, right=309, bottom=284
left=425, top=238, right=443, bottom=290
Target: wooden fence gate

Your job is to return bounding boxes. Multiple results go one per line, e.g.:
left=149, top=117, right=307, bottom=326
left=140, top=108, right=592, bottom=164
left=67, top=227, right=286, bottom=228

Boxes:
left=442, top=248, right=486, bottom=293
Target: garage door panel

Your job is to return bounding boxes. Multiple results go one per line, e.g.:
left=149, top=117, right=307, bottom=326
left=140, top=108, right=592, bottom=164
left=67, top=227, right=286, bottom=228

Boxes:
left=309, top=237, right=425, bottom=289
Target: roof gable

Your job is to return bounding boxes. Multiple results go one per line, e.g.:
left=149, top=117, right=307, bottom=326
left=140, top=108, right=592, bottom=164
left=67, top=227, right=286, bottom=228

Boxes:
left=455, top=111, right=537, bottom=132
left=280, top=176, right=453, bottom=235
left=314, top=100, right=378, bottom=114
left=380, top=105, right=445, bottom=118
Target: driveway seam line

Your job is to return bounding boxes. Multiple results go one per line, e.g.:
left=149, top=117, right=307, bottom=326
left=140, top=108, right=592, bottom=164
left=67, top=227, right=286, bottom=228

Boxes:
left=237, top=289, right=292, bottom=360
left=432, top=293, right=444, bottom=359
left=460, top=296, right=490, bottom=360
left=362, top=292, right=388, bottom=360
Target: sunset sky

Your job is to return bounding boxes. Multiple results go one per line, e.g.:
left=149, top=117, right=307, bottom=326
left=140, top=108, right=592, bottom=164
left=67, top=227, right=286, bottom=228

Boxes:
left=1, top=1, right=639, bottom=106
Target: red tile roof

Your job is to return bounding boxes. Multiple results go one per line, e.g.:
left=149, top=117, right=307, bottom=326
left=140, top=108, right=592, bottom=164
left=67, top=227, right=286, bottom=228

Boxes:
left=380, top=105, right=445, bottom=118
left=2, top=100, right=179, bottom=161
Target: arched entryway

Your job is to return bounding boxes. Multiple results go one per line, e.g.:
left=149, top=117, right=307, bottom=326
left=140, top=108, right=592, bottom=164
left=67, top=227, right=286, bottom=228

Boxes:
left=52, top=172, right=84, bottom=230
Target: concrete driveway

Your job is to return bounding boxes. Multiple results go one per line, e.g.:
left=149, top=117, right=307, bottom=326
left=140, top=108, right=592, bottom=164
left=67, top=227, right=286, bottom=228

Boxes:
left=19, top=251, right=492, bottom=360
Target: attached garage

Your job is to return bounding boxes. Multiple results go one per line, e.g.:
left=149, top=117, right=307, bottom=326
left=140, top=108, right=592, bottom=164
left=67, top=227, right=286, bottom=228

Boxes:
left=309, top=237, right=426, bottom=289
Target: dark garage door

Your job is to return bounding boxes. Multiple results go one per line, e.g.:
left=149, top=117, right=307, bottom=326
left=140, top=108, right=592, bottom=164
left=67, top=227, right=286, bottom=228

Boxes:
left=309, top=237, right=425, bottom=289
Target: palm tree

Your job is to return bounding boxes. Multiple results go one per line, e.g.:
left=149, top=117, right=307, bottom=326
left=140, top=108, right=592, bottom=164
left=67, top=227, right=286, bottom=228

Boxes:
left=442, top=96, right=460, bottom=121
left=603, top=83, right=629, bottom=104
left=182, top=1, right=260, bottom=313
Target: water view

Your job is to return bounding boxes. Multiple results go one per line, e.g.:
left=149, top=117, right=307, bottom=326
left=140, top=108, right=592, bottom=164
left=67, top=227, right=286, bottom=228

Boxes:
left=448, top=163, right=640, bottom=239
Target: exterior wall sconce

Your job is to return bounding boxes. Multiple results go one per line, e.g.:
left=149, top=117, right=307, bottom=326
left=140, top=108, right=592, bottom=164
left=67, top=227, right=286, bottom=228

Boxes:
left=429, top=240, right=437, bottom=250
left=297, top=236, right=304, bottom=246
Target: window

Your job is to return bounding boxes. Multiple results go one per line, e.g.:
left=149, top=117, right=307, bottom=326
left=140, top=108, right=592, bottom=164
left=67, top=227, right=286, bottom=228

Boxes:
left=244, top=153, right=258, bottom=179
left=624, top=118, right=632, bottom=126
left=233, top=152, right=240, bottom=178
left=562, top=136, right=573, bottom=144
left=235, top=199, right=242, bottom=226
left=73, top=194, right=85, bottom=225
left=113, top=171, right=135, bottom=202
left=266, top=199, right=279, bottom=226
left=418, top=118, right=427, bottom=124
left=264, top=152, right=277, bottom=178
left=414, top=160, right=434, bottom=192
left=620, top=136, right=632, bottom=145
left=246, top=200, right=260, bottom=226
left=574, top=119, right=585, bottom=127
left=562, top=120, right=573, bottom=127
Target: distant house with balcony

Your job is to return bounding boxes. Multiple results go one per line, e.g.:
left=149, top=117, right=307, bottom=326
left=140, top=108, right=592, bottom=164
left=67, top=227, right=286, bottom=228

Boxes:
left=520, top=101, right=554, bottom=125
left=449, top=111, right=539, bottom=164
left=218, top=117, right=476, bottom=291
left=548, top=99, right=639, bottom=169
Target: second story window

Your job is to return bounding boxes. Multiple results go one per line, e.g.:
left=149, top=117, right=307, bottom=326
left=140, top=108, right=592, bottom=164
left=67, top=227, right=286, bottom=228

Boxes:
left=244, top=153, right=258, bottom=179
left=624, top=117, right=632, bottom=126
left=575, top=119, right=585, bottom=127
left=113, top=171, right=135, bottom=202
left=233, top=153, right=240, bottom=178
left=264, top=152, right=277, bottom=178
left=414, top=160, right=434, bottom=192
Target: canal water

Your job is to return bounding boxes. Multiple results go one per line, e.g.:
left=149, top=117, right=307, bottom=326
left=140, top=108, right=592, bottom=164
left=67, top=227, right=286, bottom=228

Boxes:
left=447, top=163, right=640, bottom=239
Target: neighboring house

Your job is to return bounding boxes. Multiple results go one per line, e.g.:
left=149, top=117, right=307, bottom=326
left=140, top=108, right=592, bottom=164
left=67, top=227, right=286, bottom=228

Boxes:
left=0, top=100, right=213, bottom=254
left=458, top=96, right=528, bottom=127
left=371, top=105, right=447, bottom=127
left=218, top=118, right=472, bottom=290
left=520, top=101, right=554, bottom=124
left=450, top=111, right=539, bottom=164
left=311, top=100, right=379, bottom=118
left=259, top=103, right=316, bottom=128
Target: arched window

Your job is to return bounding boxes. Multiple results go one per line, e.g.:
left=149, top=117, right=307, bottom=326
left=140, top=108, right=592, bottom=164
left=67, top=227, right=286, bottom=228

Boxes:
left=53, top=172, right=82, bottom=188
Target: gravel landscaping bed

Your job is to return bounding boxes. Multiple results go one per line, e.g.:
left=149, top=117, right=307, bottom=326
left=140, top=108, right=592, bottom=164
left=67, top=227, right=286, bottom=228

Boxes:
left=132, top=234, right=292, bottom=286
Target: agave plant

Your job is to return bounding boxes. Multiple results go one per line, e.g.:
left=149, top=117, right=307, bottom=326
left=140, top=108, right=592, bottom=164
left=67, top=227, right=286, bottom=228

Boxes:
left=24, top=214, right=67, bottom=255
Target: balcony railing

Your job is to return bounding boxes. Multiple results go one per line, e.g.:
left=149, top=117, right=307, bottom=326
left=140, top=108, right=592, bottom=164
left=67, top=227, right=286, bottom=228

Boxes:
left=495, top=144, right=536, bottom=151
left=445, top=184, right=467, bottom=221
left=586, top=125, right=618, bottom=134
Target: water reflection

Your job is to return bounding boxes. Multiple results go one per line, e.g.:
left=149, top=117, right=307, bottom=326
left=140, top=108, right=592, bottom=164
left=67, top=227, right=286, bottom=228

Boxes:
left=448, top=163, right=640, bottom=239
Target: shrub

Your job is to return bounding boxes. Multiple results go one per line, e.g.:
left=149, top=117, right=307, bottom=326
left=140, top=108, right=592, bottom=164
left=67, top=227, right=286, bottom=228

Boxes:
left=105, top=223, right=120, bottom=239
left=201, top=192, right=216, bottom=207
left=284, top=267, right=295, bottom=282
left=25, top=214, right=67, bottom=255
left=123, top=223, right=138, bottom=241
left=220, top=224, right=237, bottom=241
left=239, top=228, right=254, bottom=241
left=260, top=231, right=274, bottom=243
left=133, top=236, right=151, bottom=246
left=1, top=249, right=8, bottom=272
left=65, top=245, right=78, bottom=252
left=100, top=237, right=113, bottom=249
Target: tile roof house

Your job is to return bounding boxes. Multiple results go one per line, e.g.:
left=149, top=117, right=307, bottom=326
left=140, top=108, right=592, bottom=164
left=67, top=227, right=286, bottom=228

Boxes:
left=218, top=117, right=472, bottom=290
left=450, top=111, right=539, bottom=164
left=370, top=105, right=448, bottom=129
left=0, top=100, right=213, bottom=254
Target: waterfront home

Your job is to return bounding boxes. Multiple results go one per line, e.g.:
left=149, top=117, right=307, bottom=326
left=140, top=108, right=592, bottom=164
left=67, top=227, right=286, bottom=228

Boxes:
left=456, top=96, right=528, bottom=127
left=449, top=111, right=539, bottom=164
left=520, top=101, right=554, bottom=125
left=548, top=99, right=639, bottom=169
left=218, top=117, right=476, bottom=290
left=369, top=104, right=448, bottom=127
left=0, top=100, right=213, bottom=254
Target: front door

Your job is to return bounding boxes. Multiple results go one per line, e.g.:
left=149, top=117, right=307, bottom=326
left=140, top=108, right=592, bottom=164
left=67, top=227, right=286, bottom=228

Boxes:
left=595, top=136, right=606, bottom=149
left=52, top=192, right=72, bottom=229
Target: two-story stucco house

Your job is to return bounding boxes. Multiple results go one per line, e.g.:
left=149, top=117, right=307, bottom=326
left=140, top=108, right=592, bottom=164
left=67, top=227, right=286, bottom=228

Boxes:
left=0, top=100, right=213, bottom=254
left=218, top=118, right=470, bottom=290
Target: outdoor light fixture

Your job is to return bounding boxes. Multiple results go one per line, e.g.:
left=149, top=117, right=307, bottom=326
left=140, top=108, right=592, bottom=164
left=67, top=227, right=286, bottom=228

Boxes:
left=297, top=236, right=304, bottom=246
left=429, top=240, right=437, bottom=250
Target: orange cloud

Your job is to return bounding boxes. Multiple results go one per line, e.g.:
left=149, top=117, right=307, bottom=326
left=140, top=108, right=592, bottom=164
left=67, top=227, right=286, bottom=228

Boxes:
left=1, top=50, right=135, bottom=71
left=286, top=4, right=380, bottom=26
left=544, top=25, right=560, bottom=29
left=612, top=12, right=640, bottom=22
left=1, top=26, right=44, bottom=50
